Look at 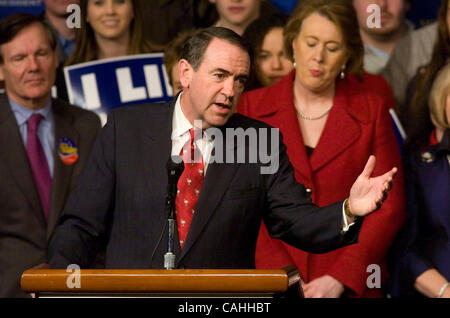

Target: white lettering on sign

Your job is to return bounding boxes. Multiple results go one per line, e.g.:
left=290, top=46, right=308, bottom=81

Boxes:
left=81, top=73, right=101, bottom=110
left=144, top=65, right=163, bottom=99
left=116, top=67, right=147, bottom=103
left=76, top=64, right=168, bottom=109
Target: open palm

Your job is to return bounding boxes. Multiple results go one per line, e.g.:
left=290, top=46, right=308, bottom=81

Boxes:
left=348, top=156, right=397, bottom=217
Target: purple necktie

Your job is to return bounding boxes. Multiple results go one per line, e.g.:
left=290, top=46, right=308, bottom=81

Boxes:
left=26, top=113, right=52, bottom=220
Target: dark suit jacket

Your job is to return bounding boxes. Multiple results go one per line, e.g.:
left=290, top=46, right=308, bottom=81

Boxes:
left=0, top=94, right=101, bottom=297
left=388, top=131, right=450, bottom=297
left=48, top=99, right=362, bottom=270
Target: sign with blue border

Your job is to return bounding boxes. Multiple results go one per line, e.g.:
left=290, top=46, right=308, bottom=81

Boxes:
left=64, top=53, right=173, bottom=124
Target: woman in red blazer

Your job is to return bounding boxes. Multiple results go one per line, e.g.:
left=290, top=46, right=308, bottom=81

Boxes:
left=238, top=0, right=405, bottom=298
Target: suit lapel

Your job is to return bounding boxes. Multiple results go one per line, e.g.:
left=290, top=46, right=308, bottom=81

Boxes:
left=143, top=99, right=175, bottom=194
left=274, top=103, right=314, bottom=186
left=310, top=81, right=361, bottom=172
left=0, top=94, right=46, bottom=226
left=46, top=100, right=79, bottom=239
left=250, top=73, right=314, bottom=186
left=142, top=99, right=180, bottom=255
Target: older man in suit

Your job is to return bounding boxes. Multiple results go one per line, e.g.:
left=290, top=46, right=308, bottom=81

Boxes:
left=0, top=14, right=101, bottom=297
left=47, top=27, right=397, bottom=272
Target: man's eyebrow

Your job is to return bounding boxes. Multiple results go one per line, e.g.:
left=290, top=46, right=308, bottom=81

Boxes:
left=236, top=73, right=249, bottom=81
left=213, top=68, right=231, bottom=75
left=212, top=68, right=249, bottom=80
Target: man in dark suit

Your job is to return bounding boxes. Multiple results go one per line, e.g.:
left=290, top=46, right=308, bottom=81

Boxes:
left=48, top=27, right=397, bottom=271
left=0, top=14, right=101, bottom=297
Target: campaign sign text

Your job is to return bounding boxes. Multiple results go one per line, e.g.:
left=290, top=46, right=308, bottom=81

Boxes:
left=64, top=53, right=172, bottom=124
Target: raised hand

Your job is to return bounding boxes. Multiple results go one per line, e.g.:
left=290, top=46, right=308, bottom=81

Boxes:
left=348, top=155, right=397, bottom=217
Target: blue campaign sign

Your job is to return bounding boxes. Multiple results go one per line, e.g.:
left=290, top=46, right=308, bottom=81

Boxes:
left=0, top=1, right=44, bottom=21
left=64, top=53, right=173, bottom=123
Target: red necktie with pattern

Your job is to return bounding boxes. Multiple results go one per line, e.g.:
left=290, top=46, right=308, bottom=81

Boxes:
left=26, top=113, right=52, bottom=220
left=175, top=128, right=204, bottom=249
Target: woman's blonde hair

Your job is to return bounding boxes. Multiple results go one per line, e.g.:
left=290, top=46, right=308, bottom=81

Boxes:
left=283, top=0, right=364, bottom=79
left=428, top=62, right=450, bottom=129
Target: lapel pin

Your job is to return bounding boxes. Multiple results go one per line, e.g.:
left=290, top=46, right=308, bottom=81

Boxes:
left=58, top=138, right=78, bottom=165
left=420, top=151, right=434, bottom=163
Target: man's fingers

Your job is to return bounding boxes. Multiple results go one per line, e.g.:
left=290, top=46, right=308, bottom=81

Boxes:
left=389, top=167, right=398, bottom=178
left=382, top=167, right=396, bottom=191
left=382, top=188, right=388, bottom=201
left=361, top=155, right=376, bottom=178
left=379, top=167, right=397, bottom=190
left=381, top=167, right=397, bottom=180
left=376, top=179, right=393, bottom=210
left=386, top=180, right=393, bottom=191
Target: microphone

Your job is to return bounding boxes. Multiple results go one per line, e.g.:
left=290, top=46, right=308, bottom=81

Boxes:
left=164, top=156, right=184, bottom=269
left=166, top=155, right=184, bottom=216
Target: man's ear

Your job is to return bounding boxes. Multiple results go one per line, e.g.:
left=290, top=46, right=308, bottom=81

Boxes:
left=178, top=59, right=193, bottom=89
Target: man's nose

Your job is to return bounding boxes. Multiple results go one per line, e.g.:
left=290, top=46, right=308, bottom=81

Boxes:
left=221, top=78, right=235, bottom=99
left=27, top=55, right=39, bottom=71
left=373, top=0, right=387, bottom=10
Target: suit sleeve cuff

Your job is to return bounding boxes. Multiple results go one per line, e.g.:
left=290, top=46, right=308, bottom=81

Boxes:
left=342, top=202, right=356, bottom=232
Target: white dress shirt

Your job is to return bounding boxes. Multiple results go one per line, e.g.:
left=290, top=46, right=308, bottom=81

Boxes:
left=171, top=93, right=214, bottom=174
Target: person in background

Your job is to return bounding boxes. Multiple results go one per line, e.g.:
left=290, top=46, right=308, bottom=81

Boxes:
left=387, top=62, right=450, bottom=298
left=394, top=0, right=450, bottom=133
left=238, top=0, right=405, bottom=298
left=41, top=0, right=78, bottom=64
left=66, top=0, right=161, bottom=65
left=40, top=1, right=79, bottom=101
left=352, top=0, right=412, bottom=74
left=381, top=21, right=438, bottom=119
left=57, top=0, right=162, bottom=103
left=164, top=30, right=197, bottom=96
left=0, top=13, right=100, bottom=297
left=242, top=13, right=293, bottom=91
left=140, top=0, right=217, bottom=46
left=209, top=0, right=276, bottom=35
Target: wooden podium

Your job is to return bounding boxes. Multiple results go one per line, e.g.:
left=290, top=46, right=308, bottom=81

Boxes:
left=21, top=265, right=303, bottom=298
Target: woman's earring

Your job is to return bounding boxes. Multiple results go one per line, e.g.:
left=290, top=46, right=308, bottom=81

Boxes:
left=340, top=64, right=346, bottom=79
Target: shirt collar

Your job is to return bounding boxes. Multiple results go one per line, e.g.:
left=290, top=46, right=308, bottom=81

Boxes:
left=57, top=34, right=75, bottom=56
left=172, top=92, right=212, bottom=141
left=8, top=97, right=53, bottom=126
left=172, top=92, right=193, bottom=140
left=364, top=44, right=390, bottom=60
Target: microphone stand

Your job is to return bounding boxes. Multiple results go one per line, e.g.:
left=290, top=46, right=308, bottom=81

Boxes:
left=164, top=156, right=184, bottom=269
left=164, top=194, right=176, bottom=269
